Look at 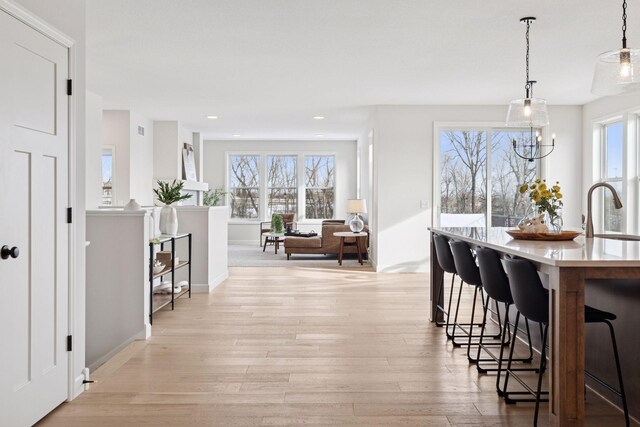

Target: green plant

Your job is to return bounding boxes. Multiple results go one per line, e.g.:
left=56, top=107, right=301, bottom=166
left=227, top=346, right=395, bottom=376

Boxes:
left=154, top=179, right=192, bottom=205
left=271, top=214, right=284, bottom=234
left=203, top=187, right=227, bottom=206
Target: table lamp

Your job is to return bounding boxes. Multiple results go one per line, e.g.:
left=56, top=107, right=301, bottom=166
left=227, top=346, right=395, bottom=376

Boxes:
left=346, top=199, right=367, bottom=233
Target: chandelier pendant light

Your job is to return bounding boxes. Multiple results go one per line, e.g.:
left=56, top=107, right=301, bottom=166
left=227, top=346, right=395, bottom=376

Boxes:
left=592, top=0, right=640, bottom=95
left=507, top=17, right=553, bottom=162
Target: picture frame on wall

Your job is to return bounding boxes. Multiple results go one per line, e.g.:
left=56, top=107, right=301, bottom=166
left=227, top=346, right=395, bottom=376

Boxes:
left=182, top=143, right=197, bottom=181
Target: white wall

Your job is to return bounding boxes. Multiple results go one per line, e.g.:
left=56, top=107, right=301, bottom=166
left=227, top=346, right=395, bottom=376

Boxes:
left=103, top=110, right=155, bottom=206
left=13, top=0, right=87, bottom=399
left=153, top=121, right=182, bottom=181
left=129, top=111, right=154, bottom=205
left=370, top=105, right=583, bottom=272
left=203, top=139, right=358, bottom=244
left=85, top=90, right=103, bottom=209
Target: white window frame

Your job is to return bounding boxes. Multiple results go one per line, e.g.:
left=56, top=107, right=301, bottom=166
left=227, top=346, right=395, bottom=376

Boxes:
left=303, top=154, right=337, bottom=221
left=227, top=153, right=261, bottom=220
left=101, top=145, right=116, bottom=207
left=432, top=121, right=545, bottom=229
left=225, top=150, right=337, bottom=224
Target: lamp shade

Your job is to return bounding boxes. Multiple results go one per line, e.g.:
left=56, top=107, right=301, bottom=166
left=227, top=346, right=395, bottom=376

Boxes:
left=506, top=98, right=549, bottom=127
left=592, top=48, right=640, bottom=95
left=346, top=199, right=367, bottom=214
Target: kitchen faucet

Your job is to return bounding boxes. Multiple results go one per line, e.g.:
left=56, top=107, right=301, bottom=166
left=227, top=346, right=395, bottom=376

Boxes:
left=585, top=182, right=623, bottom=238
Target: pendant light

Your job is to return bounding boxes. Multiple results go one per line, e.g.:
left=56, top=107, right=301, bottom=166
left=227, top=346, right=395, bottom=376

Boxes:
left=592, top=0, right=640, bottom=96
left=506, top=17, right=549, bottom=128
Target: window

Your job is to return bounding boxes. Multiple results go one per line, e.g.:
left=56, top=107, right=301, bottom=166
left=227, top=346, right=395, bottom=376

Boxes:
left=438, top=127, right=538, bottom=228
left=490, top=130, right=538, bottom=226
left=267, top=155, right=297, bottom=216
left=305, top=155, right=335, bottom=219
left=101, top=147, right=114, bottom=206
left=601, top=121, right=624, bottom=232
left=229, top=155, right=260, bottom=219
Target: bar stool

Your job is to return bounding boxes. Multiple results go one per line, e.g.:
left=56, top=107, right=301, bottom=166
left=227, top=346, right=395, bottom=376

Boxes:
left=504, top=258, right=630, bottom=427
left=449, top=241, right=502, bottom=355
left=475, top=247, right=535, bottom=395
left=432, top=234, right=459, bottom=337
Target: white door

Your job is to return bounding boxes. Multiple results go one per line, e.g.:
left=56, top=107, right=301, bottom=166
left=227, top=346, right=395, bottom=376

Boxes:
left=0, top=9, right=70, bottom=427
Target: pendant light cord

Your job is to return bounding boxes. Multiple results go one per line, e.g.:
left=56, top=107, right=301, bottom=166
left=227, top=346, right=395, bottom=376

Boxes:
left=622, top=0, right=628, bottom=48
left=525, top=19, right=531, bottom=97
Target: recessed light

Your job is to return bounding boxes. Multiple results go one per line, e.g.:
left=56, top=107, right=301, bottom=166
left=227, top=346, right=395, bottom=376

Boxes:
left=315, top=134, right=324, bottom=137
left=313, top=116, right=325, bottom=120
left=206, top=115, right=218, bottom=119
left=232, top=134, right=241, bottom=137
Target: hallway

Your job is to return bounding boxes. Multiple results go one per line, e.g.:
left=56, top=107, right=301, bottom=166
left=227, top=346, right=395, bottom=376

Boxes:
left=39, top=267, right=629, bottom=426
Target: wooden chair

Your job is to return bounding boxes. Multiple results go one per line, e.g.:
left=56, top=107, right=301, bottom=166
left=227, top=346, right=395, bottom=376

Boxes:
left=260, top=213, right=296, bottom=246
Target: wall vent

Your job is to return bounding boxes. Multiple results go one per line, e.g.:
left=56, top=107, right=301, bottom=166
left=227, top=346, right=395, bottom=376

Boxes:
left=137, top=126, right=145, bottom=136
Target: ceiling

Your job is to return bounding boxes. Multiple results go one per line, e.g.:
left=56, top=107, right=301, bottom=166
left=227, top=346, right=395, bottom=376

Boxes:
left=86, top=0, right=636, bottom=140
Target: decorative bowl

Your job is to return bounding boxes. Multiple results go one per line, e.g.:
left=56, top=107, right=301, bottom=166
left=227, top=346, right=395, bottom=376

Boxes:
left=153, top=263, right=166, bottom=275
left=506, top=230, right=581, bottom=241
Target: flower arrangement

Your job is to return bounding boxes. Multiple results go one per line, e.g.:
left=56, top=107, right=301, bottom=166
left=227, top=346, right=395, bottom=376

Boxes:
left=519, top=178, right=564, bottom=231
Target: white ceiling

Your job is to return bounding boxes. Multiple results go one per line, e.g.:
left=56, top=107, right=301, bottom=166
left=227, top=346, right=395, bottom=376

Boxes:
left=86, top=0, right=637, bottom=140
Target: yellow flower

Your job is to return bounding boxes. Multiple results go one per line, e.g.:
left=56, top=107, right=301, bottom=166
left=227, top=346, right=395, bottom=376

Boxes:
left=531, top=190, right=540, bottom=200
left=530, top=184, right=537, bottom=190
left=535, top=178, right=541, bottom=183
left=556, top=192, right=563, bottom=199
left=519, top=184, right=529, bottom=194
left=552, top=185, right=561, bottom=192
left=538, top=183, right=547, bottom=191
left=542, top=190, right=552, bottom=199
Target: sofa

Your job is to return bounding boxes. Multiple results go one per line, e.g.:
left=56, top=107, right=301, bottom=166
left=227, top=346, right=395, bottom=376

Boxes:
left=284, top=220, right=368, bottom=260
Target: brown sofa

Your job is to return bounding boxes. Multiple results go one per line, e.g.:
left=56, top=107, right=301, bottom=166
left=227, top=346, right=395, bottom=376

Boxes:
left=284, top=220, right=368, bottom=260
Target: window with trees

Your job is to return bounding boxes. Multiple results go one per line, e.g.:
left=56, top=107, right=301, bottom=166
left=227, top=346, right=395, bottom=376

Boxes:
left=229, top=155, right=260, bottom=219
left=305, top=155, right=335, bottom=219
left=267, top=155, right=297, bottom=216
left=439, top=128, right=537, bottom=228
left=101, top=147, right=114, bottom=206
left=601, top=121, right=624, bottom=232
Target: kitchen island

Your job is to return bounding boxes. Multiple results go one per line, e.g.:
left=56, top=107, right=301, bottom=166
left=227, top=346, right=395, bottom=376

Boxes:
left=428, top=227, right=640, bottom=427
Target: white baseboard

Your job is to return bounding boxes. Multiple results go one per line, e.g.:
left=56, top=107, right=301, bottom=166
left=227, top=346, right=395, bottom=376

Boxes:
left=374, top=263, right=428, bottom=273
left=229, top=239, right=260, bottom=245
left=192, top=270, right=229, bottom=293
left=87, top=329, right=147, bottom=373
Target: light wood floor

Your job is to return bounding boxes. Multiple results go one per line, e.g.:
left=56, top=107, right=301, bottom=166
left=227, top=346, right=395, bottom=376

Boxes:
left=38, top=267, right=633, bottom=426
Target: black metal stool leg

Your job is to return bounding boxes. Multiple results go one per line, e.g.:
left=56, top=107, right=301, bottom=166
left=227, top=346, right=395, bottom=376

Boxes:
left=606, top=320, right=630, bottom=427
left=534, top=323, right=549, bottom=427
left=444, top=274, right=457, bottom=338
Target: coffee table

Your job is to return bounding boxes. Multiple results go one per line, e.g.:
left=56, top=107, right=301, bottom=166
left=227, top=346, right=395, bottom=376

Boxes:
left=262, top=232, right=286, bottom=254
left=333, top=231, right=368, bottom=266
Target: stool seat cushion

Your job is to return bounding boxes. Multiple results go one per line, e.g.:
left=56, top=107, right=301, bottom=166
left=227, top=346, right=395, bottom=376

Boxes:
left=585, top=305, right=617, bottom=323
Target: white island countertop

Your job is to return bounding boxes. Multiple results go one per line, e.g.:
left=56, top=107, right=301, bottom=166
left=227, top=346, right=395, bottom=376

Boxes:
left=428, top=227, right=640, bottom=267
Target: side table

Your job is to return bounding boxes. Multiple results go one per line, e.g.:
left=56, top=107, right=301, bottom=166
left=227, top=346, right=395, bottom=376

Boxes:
left=262, top=232, right=286, bottom=254
left=333, top=231, right=368, bottom=266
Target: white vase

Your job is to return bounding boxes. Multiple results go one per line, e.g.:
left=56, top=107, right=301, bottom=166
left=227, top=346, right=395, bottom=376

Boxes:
left=159, top=205, right=178, bottom=235
left=123, top=198, right=141, bottom=211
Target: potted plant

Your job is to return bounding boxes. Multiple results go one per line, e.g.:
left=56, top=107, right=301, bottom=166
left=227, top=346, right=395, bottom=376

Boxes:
left=154, top=180, right=192, bottom=235
left=203, top=187, right=227, bottom=206
left=271, top=214, right=285, bottom=234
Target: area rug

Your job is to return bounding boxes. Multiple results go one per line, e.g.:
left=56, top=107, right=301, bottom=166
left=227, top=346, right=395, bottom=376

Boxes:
left=228, top=244, right=371, bottom=268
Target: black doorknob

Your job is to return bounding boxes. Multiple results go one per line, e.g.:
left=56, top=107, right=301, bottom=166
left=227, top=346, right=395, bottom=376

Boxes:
left=1, top=245, right=19, bottom=260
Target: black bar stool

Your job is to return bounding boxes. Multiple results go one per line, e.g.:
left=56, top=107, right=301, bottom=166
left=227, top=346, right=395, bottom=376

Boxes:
left=432, top=234, right=455, bottom=330
left=475, top=247, right=536, bottom=395
left=449, top=241, right=502, bottom=355
left=504, top=258, right=630, bottom=427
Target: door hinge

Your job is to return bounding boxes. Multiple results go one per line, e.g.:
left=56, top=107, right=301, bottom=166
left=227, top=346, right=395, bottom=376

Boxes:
left=67, top=207, right=72, bottom=224
left=66, top=79, right=72, bottom=96
left=67, top=335, right=72, bottom=352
